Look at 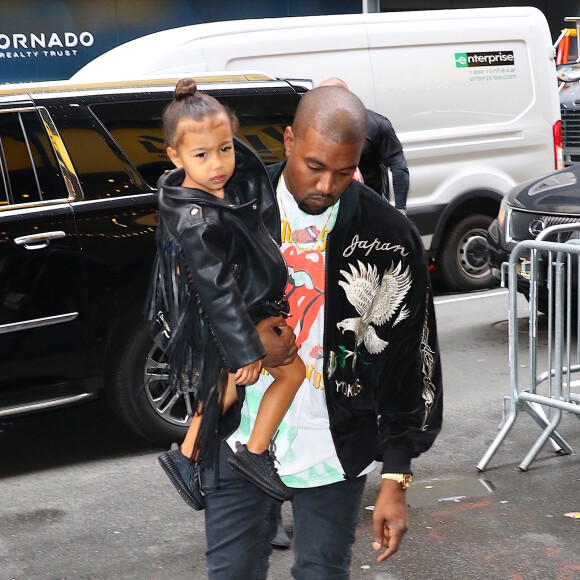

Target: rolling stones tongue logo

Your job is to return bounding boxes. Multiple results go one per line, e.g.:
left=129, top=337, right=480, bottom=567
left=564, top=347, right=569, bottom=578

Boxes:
left=283, top=245, right=325, bottom=348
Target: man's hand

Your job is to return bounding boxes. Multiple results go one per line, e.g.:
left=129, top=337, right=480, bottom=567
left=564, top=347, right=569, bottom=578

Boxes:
left=255, top=316, right=297, bottom=367
left=371, top=479, right=409, bottom=562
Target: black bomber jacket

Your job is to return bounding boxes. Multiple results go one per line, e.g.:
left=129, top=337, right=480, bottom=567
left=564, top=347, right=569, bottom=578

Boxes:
left=265, top=162, right=443, bottom=479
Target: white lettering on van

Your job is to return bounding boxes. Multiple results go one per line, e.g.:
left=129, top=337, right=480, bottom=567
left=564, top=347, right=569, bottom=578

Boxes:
left=456, top=50, right=515, bottom=69
left=468, top=52, right=514, bottom=66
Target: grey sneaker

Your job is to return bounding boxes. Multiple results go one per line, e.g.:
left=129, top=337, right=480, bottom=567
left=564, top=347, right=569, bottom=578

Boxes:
left=158, top=443, right=205, bottom=510
left=227, top=442, right=293, bottom=502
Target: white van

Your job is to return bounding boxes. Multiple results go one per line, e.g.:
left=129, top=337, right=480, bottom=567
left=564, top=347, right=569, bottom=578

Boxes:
left=72, top=7, right=562, bottom=291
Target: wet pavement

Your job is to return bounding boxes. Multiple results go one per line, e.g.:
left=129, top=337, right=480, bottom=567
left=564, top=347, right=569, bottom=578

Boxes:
left=1, top=288, right=579, bottom=579
left=270, top=289, right=580, bottom=579
left=345, top=413, right=580, bottom=580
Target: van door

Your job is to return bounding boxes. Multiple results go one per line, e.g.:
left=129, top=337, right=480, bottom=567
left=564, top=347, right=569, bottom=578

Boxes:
left=364, top=10, right=557, bottom=291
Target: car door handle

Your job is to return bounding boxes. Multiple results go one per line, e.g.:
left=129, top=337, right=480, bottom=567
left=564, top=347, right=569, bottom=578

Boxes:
left=14, top=230, right=67, bottom=250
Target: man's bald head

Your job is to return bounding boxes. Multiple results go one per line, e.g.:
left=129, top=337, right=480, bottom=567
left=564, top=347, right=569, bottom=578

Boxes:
left=319, top=77, right=349, bottom=90
left=292, top=86, right=367, bottom=147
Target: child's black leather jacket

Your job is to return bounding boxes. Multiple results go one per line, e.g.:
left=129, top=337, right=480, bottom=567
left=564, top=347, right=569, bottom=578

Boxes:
left=151, top=139, right=287, bottom=371
left=145, top=139, right=287, bottom=462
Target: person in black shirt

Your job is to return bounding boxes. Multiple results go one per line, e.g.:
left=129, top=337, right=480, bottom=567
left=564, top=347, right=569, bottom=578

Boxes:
left=320, top=77, right=409, bottom=214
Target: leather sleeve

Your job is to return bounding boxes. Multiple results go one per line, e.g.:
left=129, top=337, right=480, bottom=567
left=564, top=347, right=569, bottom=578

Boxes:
left=386, top=150, right=410, bottom=210
left=373, top=114, right=410, bottom=210
left=180, top=214, right=265, bottom=371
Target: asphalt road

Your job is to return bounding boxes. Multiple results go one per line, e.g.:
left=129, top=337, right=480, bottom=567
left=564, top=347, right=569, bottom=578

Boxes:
left=1, top=288, right=579, bottom=580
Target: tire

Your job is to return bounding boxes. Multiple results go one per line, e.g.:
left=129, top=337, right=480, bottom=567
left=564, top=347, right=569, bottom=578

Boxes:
left=106, top=320, right=191, bottom=445
left=438, top=214, right=495, bottom=292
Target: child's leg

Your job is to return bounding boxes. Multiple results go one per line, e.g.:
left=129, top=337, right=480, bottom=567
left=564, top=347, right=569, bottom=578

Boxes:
left=246, top=356, right=306, bottom=454
left=221, top=372, right=240, bottom=413
left=159, top=371, right=238, bottom=511
left=180, top=404, right=202, bottom=459
left=181, top=373, right=239, bottom=459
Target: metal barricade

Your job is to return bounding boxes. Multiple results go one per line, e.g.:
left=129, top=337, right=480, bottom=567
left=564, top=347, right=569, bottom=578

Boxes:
left=478, top=223, right=580, bottom=472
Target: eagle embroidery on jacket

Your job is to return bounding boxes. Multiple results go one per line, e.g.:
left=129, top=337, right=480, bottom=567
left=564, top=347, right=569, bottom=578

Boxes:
left=337, top=260, right=412, bottom=368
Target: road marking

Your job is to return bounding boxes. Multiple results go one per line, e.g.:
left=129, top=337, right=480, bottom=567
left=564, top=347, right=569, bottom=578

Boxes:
left=434, top=289, right=508, bottom=305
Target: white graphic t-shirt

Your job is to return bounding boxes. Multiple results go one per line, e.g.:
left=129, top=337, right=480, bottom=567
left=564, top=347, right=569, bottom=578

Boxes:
left=227, top=174, right=375, bottom=487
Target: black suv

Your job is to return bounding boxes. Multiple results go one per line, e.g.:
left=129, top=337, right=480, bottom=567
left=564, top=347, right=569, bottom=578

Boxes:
left=0, top=73, right=308, bottom=443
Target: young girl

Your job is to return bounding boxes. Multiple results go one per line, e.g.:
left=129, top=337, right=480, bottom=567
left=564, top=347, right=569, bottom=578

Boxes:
left=148, top=78, right=305, bottom=509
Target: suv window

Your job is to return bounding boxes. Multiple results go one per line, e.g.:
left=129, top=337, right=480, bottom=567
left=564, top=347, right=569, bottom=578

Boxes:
left=49, top=100, right=146, bottom=201
left=90, top=98, right=170, bottom=189
left=0, top=110, right=66, bottom=205
left=218, top=91, right=300, bottom=165
left=90, top=90, right=300, bottom=188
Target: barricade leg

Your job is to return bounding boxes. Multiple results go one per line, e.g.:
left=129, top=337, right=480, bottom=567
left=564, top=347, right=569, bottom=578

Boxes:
left=476, top=412, right=517, bottom=472
left=523, top=401, right=572, bottom=453
left=519, top=408, right=565, bottom=471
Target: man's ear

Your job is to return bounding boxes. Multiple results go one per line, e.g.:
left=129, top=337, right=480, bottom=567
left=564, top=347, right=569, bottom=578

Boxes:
left=167, top=146, right=182, bottom=168
left=283, top=126, right=294, bottom=158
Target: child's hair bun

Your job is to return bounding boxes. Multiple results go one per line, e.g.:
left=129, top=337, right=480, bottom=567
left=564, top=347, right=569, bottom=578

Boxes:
left=174, top=78, right=198, bottom=101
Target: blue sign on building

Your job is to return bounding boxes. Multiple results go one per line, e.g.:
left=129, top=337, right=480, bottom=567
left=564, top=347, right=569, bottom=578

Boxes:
left=0, top=0, right=360, bottom=84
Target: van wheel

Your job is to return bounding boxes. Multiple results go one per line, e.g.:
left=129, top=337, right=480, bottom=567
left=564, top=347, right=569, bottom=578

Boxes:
left=439, top=214, right=494, bottom=292
left=106, top=320, right=191, bottom=445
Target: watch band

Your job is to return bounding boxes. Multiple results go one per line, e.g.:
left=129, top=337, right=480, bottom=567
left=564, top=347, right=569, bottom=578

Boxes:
left=381, top=473, right=413, bottom=489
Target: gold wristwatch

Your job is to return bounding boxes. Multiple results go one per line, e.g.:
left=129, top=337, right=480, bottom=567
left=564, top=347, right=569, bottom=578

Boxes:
left=381, top=473, right=413, bottom=489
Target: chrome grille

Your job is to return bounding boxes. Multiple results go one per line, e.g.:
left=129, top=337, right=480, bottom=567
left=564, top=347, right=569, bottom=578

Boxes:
left=508, top=210, right=580, bottom=242
left=561, top=107, right=580, bottom=150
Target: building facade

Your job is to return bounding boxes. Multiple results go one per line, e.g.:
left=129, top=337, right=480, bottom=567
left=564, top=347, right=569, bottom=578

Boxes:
left=0, top=0, right=360, bottom=83
left=0, top=1, right=576, bottom=84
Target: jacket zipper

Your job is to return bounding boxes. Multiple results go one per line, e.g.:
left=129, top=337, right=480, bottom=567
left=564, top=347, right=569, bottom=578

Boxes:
left=255, top=201, right=289, bottom=288
left=323, top=228, right=337, bottom=464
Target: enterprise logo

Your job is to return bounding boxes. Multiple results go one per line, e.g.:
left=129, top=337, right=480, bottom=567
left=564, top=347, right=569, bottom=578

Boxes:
left=455, top=51, right=514, bottom=68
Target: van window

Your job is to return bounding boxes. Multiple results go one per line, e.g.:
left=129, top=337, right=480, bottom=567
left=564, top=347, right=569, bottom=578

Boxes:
left=0, top=110, right=67, bottom=205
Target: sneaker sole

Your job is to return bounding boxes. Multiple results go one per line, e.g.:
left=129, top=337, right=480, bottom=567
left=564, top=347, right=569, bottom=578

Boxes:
left=158, top=452, right=205, bottom=511
left=227, top=456, right=293, bottom=502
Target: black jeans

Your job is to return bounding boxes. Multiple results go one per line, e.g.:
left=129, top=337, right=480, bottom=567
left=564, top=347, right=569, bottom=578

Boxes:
left=201, top=441, right=366, bottom=579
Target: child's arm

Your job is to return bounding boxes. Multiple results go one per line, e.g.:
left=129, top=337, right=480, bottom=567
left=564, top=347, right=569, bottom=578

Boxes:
left=234, top=360, right=263, bottom=385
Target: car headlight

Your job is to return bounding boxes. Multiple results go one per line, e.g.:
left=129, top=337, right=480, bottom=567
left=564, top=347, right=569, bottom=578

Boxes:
left=497, top=195, right=512, bottom=238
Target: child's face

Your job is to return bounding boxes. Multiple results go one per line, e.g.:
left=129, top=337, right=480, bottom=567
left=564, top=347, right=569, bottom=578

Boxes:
left=167, top=113, right=235, bottom=197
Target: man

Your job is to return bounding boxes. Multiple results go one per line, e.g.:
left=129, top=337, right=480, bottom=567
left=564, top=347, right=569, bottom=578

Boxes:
left=320, top=77, right=410, bottom=213
left=200, top=86, right=443, bottom=579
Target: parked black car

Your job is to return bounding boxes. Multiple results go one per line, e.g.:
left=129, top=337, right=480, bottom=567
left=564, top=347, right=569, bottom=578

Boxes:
left=487, top=163, right=580, bottom=309
left=558, top=63, right=580, bottom=165
left=0, top=73, right=308, bottom=444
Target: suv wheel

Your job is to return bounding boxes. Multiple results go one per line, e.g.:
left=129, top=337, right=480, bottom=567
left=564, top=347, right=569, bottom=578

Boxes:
left=439, top=214, right=494, bottom=292
left=107, top=320, right=191, bottom=445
